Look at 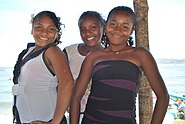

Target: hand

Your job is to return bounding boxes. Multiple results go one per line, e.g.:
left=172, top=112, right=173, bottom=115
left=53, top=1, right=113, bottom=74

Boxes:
left=31, top=120, right=52, bottom=124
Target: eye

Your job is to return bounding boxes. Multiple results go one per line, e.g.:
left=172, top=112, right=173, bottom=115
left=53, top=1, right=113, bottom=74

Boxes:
left=47, top=27, right=57, bottom=33
left=109, top=22, right=116, bottom=28
left=80, top=28, right=86, bottom=34
left=90, top=25, right=97, bottom=31
left=122, top=25, right=129, bottom=29
left=34, top=25, right=43, bottom=31
left=121, top=24, right=130, bottom=31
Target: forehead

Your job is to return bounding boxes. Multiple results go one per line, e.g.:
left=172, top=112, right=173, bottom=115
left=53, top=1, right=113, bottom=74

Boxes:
left=109, top=11, right=132, bottom=20
left=79, top=16, right=99, bottom=25
left=33, top=15, right=54, bottom=24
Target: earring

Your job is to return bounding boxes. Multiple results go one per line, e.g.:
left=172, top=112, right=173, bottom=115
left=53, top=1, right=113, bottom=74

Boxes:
left=128, top=36, right=134, bottom=46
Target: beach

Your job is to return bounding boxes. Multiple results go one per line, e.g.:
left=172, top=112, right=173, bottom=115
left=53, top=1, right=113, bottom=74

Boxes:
left=1, top=63, right=185, bottom=123
left=1, top=113, right=13, bottom=124
left=164, top=119, right=185, bottom=124
left=1, top=110, right=185, bottom=124
left=163, top=112, right=185, bottom=124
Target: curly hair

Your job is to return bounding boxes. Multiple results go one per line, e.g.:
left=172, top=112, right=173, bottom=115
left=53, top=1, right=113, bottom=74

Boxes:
left=31, top=11, right=63, bottom=43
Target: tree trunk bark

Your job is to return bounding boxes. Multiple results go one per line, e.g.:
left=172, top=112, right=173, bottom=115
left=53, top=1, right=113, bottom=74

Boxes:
left=133, top=0, right=153, bottom=124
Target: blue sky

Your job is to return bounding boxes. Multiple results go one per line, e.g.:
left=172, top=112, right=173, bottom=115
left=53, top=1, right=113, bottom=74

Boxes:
left=0, top=0, right=185, bottom=67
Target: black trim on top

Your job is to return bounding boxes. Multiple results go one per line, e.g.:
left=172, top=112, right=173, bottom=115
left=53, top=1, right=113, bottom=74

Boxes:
left=42, top=50, right=56, bottom=76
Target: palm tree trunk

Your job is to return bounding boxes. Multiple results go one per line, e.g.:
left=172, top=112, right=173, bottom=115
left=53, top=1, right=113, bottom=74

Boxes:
left=133, top=0, right=153, bottom=124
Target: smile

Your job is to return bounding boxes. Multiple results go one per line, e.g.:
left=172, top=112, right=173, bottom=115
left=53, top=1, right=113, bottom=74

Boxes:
left=87, top=36, right=95, bottom=41
left=39, top=37, right=49, bottom=41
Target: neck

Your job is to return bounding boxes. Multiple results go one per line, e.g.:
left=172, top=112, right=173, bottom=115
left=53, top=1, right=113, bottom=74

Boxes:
left=79, top=43, right=103, bottom=56
left=108, top=44, right=128, bottom=54
left=84, top=43, right=103, bottom=52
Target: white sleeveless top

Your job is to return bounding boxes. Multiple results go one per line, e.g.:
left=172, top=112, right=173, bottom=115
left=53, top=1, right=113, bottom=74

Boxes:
left=65, top=44, right=90, bottom=112
left=12, top=47, right=58, bottom=123
left=65, top=44, right=85, bottom=79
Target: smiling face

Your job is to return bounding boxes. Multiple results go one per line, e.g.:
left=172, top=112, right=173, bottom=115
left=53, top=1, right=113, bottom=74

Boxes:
left=79, top=16, right=103, bottom=47
left=105, top=11, right=134, bottom=46
left=32, top=15, right=58, bottom=49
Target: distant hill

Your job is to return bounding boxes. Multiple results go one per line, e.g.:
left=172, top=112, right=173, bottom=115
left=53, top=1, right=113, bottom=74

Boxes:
left=156, top=59, right=185, bottom=64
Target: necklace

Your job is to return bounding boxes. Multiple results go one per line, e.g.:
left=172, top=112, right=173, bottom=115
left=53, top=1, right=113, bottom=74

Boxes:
left=108, top=45, right=127, bottom=54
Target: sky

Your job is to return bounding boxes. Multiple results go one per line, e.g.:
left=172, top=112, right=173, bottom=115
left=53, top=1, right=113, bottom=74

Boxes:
left=0, top=0, right=185, bottom=67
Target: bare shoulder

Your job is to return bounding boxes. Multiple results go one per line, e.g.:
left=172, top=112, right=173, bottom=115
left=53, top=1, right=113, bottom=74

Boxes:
left=133, top=47, right=152, bottom=57
left=83, top=50, right=104, bottom=66
left=86, top=50, right=102, bottom=60
left=46, top=45, right=65, bottom=57
left=133, top=47, right=156, bottom=66
left=134, top=47, right=149, bottom=52
left=44, top=45, right=67, bottom=65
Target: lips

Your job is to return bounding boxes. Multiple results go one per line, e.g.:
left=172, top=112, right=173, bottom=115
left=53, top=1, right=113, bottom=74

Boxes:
left=112, top=33, right=122, bottom=39
left=39, top=37, right=49, bottom=41
left=87, top=36, right=95, bottom=41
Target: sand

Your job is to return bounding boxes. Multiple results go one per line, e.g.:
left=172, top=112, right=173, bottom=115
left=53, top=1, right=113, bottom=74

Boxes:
left=0, top=113, right=13, bottom=124
left=1, top=111, right=184, bottom=124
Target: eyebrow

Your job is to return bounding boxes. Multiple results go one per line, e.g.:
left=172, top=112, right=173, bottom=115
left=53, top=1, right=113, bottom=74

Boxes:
left=34, top=23, right=56, bottom=27
left=109, top=20, right=130, bottom=25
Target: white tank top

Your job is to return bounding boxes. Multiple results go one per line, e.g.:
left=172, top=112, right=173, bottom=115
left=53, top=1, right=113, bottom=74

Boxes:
left=13, top=47, right=58, bottom=123
left=65, top=44, right=85, bottom=79
left=65, top=44, right=90, bottom=112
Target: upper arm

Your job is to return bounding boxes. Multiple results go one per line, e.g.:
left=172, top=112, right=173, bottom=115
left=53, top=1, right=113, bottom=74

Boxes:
left=63, top=48, right=69, bottom=61
left=138, top=48, right=168, bottom=97
left=45, top=46, right=73, bottom=86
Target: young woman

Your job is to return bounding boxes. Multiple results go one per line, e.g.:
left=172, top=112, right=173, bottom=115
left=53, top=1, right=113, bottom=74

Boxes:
left=12, top=11, right=73, bottom=124
left=63, top=11, right=105, bottom=123
left=70, top=6, right=169, bottom=124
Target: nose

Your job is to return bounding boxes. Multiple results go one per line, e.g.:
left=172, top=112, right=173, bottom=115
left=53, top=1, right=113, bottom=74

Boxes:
left=39, top=29, right=49, bottom=38
left=85, top=29, right=92, bottom=35
left=115, top=25, right=122, bottom=31
left=81, top=29, right=92, bottom=38
left=41, top=28, right=48, bottom=34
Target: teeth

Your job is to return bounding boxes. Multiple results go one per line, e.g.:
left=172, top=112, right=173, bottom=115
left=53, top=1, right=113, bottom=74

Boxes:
left=87, top=37, right=95, bottom=40
left=40, top=37, right=48, bottom=41
left=113, top=34, right=121, bottom=38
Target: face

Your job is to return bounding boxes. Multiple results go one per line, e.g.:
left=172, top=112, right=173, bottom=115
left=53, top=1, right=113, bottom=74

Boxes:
left=105, top=11, right=134, bottom=45
left=32, top=15, right=58, bottom=48
left=79, top=16, right=103, bottom=47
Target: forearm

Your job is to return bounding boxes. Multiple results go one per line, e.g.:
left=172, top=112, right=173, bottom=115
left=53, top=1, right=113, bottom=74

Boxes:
left=150, top=94, right=169, bottom=124
left=52, top=85, right=73, bottom=124
left=70, top=98, right=81, bottom=124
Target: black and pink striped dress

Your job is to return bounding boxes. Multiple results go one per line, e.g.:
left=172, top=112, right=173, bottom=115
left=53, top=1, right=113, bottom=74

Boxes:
left=82, top=60, right=141, bottom=124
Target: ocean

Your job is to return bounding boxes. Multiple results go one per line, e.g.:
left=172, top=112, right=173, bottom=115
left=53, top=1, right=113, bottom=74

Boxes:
left=0, top=63, right=185, bottom=123
left=0, top=67, right=13, bottom=123
left=158, top=63, right=185, bottom=97
left=0, top=67, right=13, bottom=115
